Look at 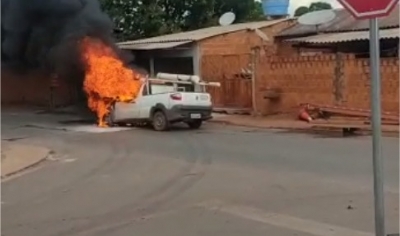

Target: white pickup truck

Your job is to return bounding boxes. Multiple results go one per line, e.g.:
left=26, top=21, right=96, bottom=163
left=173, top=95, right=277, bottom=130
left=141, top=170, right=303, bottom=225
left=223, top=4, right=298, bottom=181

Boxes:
left=107, top=74, right=219, bottom=131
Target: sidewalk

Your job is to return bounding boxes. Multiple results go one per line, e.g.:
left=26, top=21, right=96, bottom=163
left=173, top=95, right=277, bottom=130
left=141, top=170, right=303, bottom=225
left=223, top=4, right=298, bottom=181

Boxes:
left=1, top=142, right=51, bottom=178
left=211, top=113, right=312, bottom=130
left=210, top=113, right=399, bottom=135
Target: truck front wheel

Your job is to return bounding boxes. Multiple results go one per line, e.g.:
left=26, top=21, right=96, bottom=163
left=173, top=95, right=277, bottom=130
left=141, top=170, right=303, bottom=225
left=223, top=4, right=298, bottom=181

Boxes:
left=152, top=111, right=170, bottom=131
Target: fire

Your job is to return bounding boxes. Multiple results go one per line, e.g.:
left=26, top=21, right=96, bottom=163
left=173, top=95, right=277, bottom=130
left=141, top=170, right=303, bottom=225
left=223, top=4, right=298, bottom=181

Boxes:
left=80, top=37, right=143, bottom=127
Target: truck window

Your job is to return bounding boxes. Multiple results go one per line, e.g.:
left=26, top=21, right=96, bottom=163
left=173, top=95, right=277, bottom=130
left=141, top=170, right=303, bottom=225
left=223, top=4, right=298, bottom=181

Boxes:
left=149, top=84, right=175, bottom=94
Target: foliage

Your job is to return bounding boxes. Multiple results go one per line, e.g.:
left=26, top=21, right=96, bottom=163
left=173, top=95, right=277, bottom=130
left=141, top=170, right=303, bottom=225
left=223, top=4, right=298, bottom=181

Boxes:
left=99, top=0, right=265, bottom=41
left=294, top=6, right=310, bottom=17
left=294, top=1, right=333, bottom=17
left=309, top=2, right=332, bottom=12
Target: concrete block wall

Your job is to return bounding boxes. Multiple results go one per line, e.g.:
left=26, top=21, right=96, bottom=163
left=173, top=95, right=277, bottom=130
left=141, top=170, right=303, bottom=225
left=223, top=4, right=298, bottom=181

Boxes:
left=256, top=54, right=399, bottom=115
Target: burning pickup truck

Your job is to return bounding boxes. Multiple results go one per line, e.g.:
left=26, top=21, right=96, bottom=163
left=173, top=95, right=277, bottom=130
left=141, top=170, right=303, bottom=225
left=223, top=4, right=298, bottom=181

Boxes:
left=106, top=73, right=220, bottom=131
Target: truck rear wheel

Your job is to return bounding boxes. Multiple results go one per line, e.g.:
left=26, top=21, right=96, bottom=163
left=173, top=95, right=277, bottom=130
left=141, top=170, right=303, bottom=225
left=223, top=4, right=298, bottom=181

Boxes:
left=187, top=120, right=202, bottom=129
left=152, top=111, right=170, bottom=131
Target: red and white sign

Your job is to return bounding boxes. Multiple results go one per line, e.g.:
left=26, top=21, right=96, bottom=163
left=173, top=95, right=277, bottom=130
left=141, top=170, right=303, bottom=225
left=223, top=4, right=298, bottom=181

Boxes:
left=338, top=0, right=399, bottom=19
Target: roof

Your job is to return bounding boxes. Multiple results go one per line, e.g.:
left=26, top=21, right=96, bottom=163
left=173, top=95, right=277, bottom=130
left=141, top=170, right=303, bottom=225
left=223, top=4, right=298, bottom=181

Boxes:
left=118, top=41, right=192, bottom=50
left=285, top=28, right=399, bottom=44
left=278, top=5, right=399, bottom=37
left=118, top=18, right=291, bottom=50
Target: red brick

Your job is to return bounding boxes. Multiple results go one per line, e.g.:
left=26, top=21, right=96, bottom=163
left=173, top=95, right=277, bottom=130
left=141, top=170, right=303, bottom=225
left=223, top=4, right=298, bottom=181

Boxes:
left=255, top=55, right=399, bottom=115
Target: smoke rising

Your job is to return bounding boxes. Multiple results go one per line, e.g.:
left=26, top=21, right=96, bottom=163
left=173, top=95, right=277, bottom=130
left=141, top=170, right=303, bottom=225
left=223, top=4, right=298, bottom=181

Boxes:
left=1, top=0, right=130, bottom=80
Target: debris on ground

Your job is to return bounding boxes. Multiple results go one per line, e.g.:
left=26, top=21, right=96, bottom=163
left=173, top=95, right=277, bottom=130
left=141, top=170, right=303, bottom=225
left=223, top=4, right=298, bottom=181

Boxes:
left=210, top=109, right=398, bottom=137
left=300, top=103, right=399, bottom=124
left=297, top=103, right=399, bottom=136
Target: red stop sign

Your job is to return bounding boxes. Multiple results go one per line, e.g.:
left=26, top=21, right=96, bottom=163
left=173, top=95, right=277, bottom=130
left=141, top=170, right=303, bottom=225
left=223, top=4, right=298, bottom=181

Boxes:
left=338, top=0, right=399, bottom=19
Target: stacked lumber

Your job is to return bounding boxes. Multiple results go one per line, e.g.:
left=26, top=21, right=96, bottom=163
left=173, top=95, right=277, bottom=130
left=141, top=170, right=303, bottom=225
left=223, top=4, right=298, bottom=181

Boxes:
left=300, top=103, right=399, bottom=125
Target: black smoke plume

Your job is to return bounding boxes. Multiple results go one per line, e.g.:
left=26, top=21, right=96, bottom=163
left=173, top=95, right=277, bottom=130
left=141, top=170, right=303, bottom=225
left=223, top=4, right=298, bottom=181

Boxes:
left=1, top=0, right=131, bottom=81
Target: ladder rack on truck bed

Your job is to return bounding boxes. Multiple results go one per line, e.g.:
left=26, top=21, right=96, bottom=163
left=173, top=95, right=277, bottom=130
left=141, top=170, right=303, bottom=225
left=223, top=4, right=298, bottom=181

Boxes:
left=145, top=72, right=221, bottom=88
left=146, top=78, right=221, bottom=87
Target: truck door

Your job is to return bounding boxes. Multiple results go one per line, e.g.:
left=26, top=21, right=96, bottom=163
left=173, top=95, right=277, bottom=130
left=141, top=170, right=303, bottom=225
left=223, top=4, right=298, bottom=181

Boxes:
left=138, top=83, right=153, bottom=119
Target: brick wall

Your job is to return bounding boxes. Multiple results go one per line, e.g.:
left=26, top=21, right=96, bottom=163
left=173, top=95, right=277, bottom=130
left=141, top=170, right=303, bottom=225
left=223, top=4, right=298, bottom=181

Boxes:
left=199, top=20, right=295, bottom=109
left=201, top=54, right=252, bottom=108
left=1, top=68, right=79, bottom=107
left=344, top=57, right=399, bottom=112
left=199, top=20, right=295, bottom=56
left=256, top=54, right=399, bottom=115
left=200, top=30, right=253, bottom=55
left=275, top=40, right=336, bottom=57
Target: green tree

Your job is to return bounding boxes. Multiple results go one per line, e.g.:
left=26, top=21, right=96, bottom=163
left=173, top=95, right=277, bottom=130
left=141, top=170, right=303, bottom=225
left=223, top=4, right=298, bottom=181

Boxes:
left=213, top=0, right=264, bottom=23
left=294, top=1, right=332, bottom=17
left=309, top=2, right=332, bottom=12
left=294, top=6, right=309, bottom=17
left=100, top=0, right=265, bottom=41
left=182, top=0, right=216, bottom=30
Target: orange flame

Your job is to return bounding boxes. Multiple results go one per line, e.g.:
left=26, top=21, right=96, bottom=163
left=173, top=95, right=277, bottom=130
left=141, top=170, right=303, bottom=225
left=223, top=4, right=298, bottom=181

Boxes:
left=81, top=37, right=143, bottom=127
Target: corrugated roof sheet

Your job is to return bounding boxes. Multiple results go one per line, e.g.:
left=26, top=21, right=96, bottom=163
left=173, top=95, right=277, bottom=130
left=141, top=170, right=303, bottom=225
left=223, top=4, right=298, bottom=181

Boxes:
left=278, top=5, right=399, bottom=37
left=117, top=18, right=290, bottom=47
left=118, top=41, right=192, bottom=50
left=285, top=28, right=399, bottom=44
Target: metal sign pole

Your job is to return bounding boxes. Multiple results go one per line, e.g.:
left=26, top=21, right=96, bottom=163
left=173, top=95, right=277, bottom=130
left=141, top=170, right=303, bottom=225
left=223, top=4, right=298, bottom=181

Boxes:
left=368, top=18, right=386, bottom=236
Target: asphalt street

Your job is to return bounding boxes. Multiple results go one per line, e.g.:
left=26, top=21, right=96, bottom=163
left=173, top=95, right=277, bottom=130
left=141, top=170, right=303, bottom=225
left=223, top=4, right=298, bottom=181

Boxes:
left=1, top=109, right=399, bottom=236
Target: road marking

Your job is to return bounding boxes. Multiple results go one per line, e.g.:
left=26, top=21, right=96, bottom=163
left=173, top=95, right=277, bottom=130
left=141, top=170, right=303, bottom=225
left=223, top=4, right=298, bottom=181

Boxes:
left=198, top=201, right=373, bottom=236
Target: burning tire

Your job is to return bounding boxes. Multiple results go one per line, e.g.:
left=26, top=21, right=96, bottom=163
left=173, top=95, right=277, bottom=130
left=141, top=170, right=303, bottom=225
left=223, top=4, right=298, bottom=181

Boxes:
left=105, top=104, right=121, bottom=127
left=152, top=111, right=170, bottom=131
left=105, top=112, right=115, bottom=127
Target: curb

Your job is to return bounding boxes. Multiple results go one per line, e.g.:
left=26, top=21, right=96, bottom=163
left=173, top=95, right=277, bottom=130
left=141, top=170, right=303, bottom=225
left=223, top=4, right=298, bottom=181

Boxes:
left=209, top=119, right=399, bottom=137
left=209, top=119, right=311, bottom=132
left=1, top=149, right=52, bottom=180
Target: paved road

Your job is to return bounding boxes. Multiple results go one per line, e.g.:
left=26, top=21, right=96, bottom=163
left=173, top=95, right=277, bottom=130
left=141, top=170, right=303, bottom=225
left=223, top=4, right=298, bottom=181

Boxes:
left=2, top=110, right=399, bottom=236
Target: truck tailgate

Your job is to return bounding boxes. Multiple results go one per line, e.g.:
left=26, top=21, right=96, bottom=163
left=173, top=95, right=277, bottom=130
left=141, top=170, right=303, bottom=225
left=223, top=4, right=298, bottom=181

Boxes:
left=170, top=92, right=211, bottom=107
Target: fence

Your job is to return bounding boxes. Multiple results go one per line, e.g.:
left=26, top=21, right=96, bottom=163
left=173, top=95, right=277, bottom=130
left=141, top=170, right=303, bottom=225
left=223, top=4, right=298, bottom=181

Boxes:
left=201, top=54, right=253, bottom=109
left=256, top=54, right=399, bottom=115
left=1, top=68, right=81, bottom=107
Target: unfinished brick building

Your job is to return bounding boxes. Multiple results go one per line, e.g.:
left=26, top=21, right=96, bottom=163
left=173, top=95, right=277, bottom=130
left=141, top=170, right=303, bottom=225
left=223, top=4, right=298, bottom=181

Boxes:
left=118, top=18, right=295, bottom=112
left=254, top=6, right=399, bottom=115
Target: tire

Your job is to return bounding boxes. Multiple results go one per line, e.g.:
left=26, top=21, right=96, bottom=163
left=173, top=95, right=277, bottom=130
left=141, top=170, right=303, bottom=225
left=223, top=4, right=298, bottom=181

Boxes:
left=152, top=111, right=170, bottom=131
left=105, top=112, right=115, bottom=126
left=187, top=120, right=202, bottom=129
left=105, top=105, right=118, bottom=126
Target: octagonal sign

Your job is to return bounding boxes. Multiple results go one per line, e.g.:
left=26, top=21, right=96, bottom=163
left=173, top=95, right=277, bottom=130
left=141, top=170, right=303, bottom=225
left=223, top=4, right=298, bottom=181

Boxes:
left=338, top=0, right=399, bottom=19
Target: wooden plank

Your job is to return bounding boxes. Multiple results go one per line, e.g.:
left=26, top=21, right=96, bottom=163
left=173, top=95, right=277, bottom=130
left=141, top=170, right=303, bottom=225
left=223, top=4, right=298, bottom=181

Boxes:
left=302, top=103, right=399, bottom=121
left=312, top=123, right=369, bottom=129
left=364, top=120, right=399, bottom=125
